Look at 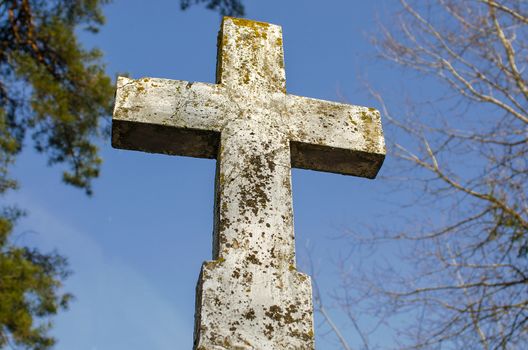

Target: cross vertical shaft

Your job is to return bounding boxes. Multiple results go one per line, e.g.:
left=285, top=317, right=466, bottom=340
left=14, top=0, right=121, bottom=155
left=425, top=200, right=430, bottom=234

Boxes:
left=213, top=125, right=295, bottom=266
left=212, top=18, right=293, bottom=266
left=197, top=18, right=314, bottom=349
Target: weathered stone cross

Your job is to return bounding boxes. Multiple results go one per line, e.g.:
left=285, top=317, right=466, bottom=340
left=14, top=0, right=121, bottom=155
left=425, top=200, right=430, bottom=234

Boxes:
left=112, top=17, right=384, bottom=350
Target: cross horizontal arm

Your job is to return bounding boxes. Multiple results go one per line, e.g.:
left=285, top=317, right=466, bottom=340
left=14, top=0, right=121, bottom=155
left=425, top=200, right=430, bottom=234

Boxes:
left=112, top=76, right=232, bottom=159
left=283, top=94, right=386, bottom=178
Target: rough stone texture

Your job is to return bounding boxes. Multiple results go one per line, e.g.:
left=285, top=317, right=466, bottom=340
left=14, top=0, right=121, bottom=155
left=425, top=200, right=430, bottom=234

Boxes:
left=112, top=17, right=385, bottom=350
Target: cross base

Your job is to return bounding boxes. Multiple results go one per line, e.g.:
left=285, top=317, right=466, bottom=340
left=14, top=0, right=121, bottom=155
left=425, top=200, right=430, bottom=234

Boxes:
left=194, top=261, right=314, bottom=350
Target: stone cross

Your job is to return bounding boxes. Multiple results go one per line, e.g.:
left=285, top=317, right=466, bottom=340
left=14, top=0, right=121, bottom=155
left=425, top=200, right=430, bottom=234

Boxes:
left=112, top=17, right=385, bottom=350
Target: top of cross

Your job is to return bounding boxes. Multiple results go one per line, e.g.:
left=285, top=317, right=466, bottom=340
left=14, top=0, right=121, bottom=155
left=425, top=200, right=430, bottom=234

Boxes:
left=217, top=17, right=286, bottom=93
left=113, top=17, right=385, bottom=179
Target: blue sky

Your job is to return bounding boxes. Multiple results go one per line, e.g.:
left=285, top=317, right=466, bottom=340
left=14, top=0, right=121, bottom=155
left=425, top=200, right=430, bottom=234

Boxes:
left=9, top=1, right=410, bottom=349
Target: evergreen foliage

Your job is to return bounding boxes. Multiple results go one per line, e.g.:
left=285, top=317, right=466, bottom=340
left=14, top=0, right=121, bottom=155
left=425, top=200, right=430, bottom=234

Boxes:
left=0, top=0, right=112, bottom=348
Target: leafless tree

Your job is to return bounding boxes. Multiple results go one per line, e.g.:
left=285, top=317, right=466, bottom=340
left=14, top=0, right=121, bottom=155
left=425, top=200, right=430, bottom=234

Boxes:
left=325, top=1, right=528, bottom=349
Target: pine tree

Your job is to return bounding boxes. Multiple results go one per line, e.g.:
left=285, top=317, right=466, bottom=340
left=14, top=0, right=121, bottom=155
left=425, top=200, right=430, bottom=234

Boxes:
left=0, top=1, right=112, bottom=348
